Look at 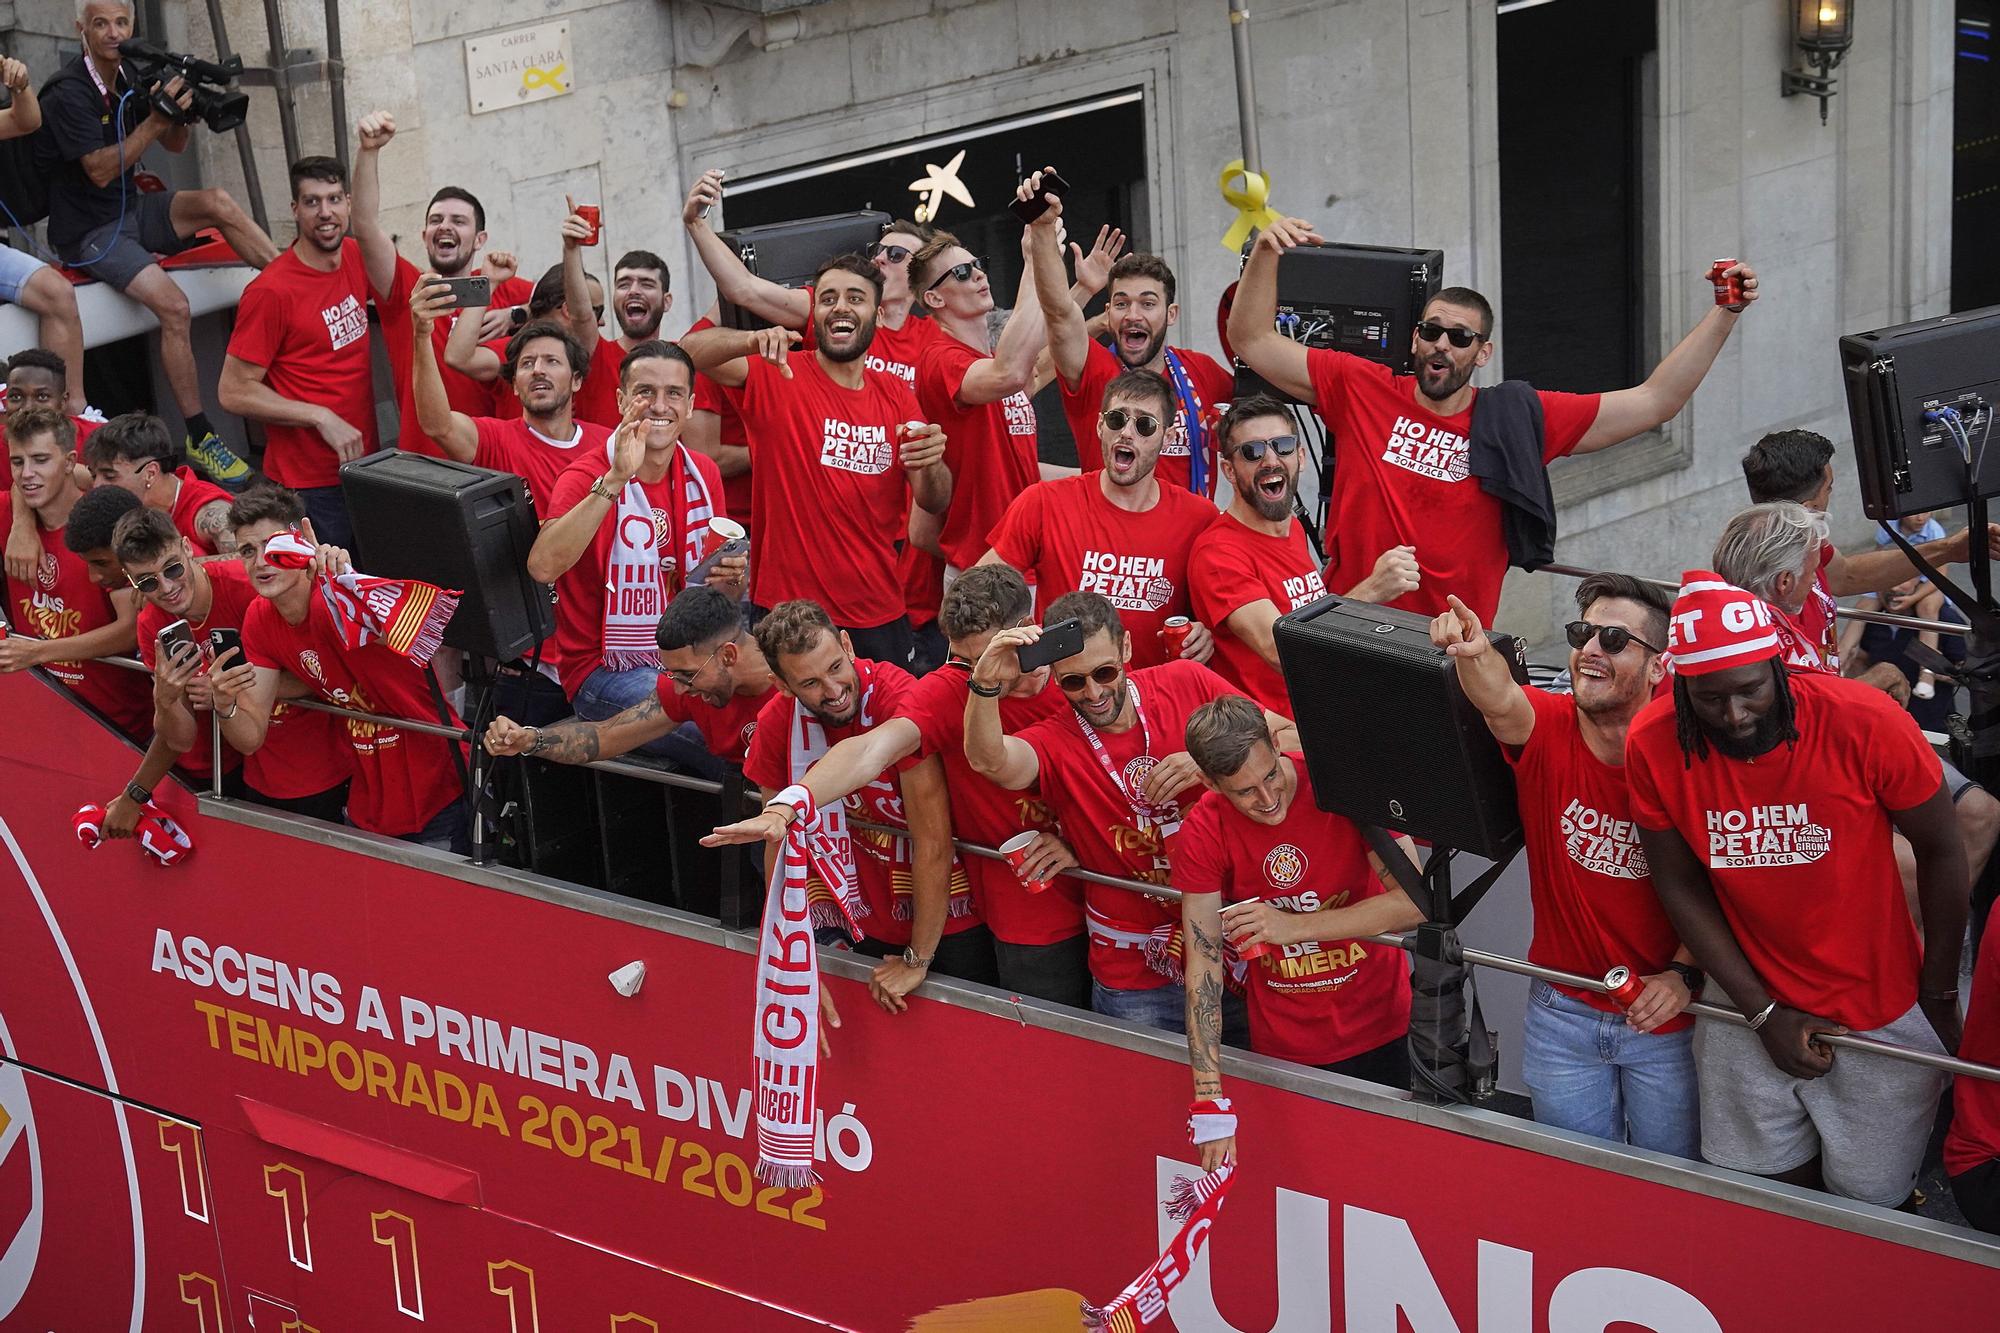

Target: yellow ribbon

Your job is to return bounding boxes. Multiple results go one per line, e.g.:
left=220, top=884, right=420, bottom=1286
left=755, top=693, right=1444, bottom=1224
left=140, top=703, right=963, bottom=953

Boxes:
left=520, top=63, right=567, bottom=96
left=1219, top=159, right=1282, bottom=253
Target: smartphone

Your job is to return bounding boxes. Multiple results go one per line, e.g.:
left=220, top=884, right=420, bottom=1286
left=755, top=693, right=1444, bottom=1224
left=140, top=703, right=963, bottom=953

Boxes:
left=686, top=537, right=751, bottom=589
left=208, top=626, right=242, bottom=665
left=439, top=275, right=492, bottom=308
left=156, top=619, right=195, bottom=665
left=1017, top=617, right=1084, bottom=672
left=1010, top=168, right=1071, bottom=225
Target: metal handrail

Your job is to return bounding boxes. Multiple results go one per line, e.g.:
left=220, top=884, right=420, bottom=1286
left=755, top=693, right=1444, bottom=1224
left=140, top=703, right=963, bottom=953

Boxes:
left=1541, top=562, right=1970, bottom=637
left=39, top=643, right=1999, bottom=1085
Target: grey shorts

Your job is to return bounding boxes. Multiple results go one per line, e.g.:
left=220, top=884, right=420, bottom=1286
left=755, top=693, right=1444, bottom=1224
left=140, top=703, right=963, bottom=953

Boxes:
left=1942, top=756, right=1982, bottom=804
left=0, top=244, right=47, bottom=303
left=1695, top=1003, right=1948, bottom=1206
left=58, top=189, right=194, bottom=290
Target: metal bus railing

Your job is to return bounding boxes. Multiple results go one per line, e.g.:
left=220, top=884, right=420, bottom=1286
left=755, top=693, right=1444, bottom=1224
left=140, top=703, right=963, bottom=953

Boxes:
left=39, top=640, right=2000, bottom=1089
left=1541, top=563, right=1970, bottom=637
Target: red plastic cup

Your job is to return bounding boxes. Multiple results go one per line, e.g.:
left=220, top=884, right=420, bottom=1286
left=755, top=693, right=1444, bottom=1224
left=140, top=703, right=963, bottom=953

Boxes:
left=998, top=831, right=1052, bottom=893
left=1603, top=965, right=1646, bottom=1009
left=1159, top=615, right=1191, bottom=659
left=1705, top=258, right=1743, bottom=308
left=1233, top=936, right=1273, bottom=963
left=577, top=204, right=601, bottom=247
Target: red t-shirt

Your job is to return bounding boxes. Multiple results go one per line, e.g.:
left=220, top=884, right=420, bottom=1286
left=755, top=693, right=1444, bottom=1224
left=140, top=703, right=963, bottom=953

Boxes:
left=1019, top=660, right=1238, bottom=990
left=575, top=333, right=628, bottom=430
left=686, top=315, right=753, bottom=527
left=471, top=416, right=610, bottom=514
left=1507, top=688, right=1688, bottom=1029
left=1305, top=349, right=1601, bottom=622
left=1799, top=541, right=1841, bottom=671
left=243, top=594, right=465, bottom=836
left=1946, top=915, right=2000, bottom=1175
left=166, top=467, right=233, bottom=555
left=136, top=561, right=354, bottom=796
left=1059, top=341, right=1235, bottom=495
left=1170, top=757, right=1413, bottom=1064
left=986, top=473, right=1218, bottom=669
left=543, top=445, right=725, bottom=700
left=226, top=240, right=382, bottom=489
left=1625, top=672, right=1940, bottom=1032
left=653, top=674, right=775, bottom=767
left=742, top=660, right=978, bottom=949
left=917, top=334, right=1040, bottom=571
left=896, top=662, right=1085, bottom=946
left=729, top=353, right=920, bottom=627
left=0, top=510, right=150, bottom=740
left=380, top=257, right=536, bottom=457
left=1186, top=511, right=1328, bottom=716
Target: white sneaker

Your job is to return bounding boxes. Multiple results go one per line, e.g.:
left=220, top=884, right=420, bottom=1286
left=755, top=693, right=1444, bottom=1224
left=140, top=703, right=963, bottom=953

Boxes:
left=1913, top=674, right=1936, bottom=700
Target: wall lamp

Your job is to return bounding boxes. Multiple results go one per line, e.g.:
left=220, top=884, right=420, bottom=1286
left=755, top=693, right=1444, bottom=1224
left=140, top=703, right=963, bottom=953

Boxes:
left=1782, top=0, right=1857, bottom=123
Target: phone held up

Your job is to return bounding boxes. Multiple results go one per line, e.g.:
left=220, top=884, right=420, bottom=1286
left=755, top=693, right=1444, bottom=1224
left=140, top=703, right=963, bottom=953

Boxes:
left=1016, top=617, right=1084, bottom=672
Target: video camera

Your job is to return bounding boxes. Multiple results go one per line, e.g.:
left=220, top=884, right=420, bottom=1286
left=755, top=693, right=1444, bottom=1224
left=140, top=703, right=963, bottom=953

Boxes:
left=117, top=39, right=250, bottom=133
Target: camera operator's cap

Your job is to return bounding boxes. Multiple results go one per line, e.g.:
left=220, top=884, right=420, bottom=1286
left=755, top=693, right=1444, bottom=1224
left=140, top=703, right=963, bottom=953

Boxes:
left=1667, top=568, right=1781, bottom=675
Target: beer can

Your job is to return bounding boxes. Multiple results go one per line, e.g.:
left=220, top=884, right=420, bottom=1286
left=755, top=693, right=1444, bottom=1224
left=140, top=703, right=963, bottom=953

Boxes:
left=577, top=204, right=602, bottom=247
left=1705, top=258, right=1743, bottom=308
left=897, top=420, right=929, bottom=443
left=1603, top=965, right=1647, bottom=1009
left=1160, top=615, right=1192, bottom=659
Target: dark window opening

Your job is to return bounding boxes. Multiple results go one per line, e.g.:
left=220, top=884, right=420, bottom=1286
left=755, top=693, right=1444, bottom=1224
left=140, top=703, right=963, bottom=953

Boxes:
left=1955, top=2, right=2000, bottom=310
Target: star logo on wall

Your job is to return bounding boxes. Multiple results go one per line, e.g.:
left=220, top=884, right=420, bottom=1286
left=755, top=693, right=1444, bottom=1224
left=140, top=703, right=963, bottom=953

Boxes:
left=907, top=149, right=974, bottom=224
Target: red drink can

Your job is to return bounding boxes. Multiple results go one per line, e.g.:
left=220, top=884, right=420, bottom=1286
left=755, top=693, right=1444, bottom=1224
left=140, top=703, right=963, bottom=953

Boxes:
left=1160, top=615, right=1191, bottom=659
left=1603, top=965, right=1646, bottom=1009
left=577, top=204, right=602, bottom=247
left=897, top=420, right=928, bottom=444
left=1705, top=258, right=1743, bottom=308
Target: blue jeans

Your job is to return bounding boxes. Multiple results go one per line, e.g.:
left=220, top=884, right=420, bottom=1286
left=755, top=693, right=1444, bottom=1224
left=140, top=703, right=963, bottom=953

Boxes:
left=297, top=485, right=355, bottom=553
left=572, top=664, right=730, bottom=780
left=397, top=797, right=471, bottom=855
left=1520, top=978, right=1699, bottom=1158
left=1092, top=980, right=1250, bottom=1046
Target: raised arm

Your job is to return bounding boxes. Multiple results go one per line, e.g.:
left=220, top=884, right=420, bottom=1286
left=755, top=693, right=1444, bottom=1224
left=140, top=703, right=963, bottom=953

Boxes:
left=703, top=718, right=924, bottom=846
left=964, top=627, right=1044, bottom=790
left=953, top=226, right=1049, bottom=407
left=1573, top=263, right=1758, bottom=455
left=526, top=402, right=645, bottom=584
left=1429, top=594, right=1532, bottom=746
left=409, top=277, right=482, bottom=461
left=348, top=111, right=399, bottom=297
left=442, top=293, right=503, bottom=383
left=682, top=169, right=812, bottom=330
left=558, top=198, right=602, bottom=349
left=1225, top=218, right=1323, bottom=403
left=1022, top=169, right=1088, bottom=389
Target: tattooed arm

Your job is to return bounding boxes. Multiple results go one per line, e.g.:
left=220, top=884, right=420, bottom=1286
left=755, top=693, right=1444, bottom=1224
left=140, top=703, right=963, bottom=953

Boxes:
left=481, top=693, right=677, bottom=764
left=1182, top=889, right=1235, bottom=1171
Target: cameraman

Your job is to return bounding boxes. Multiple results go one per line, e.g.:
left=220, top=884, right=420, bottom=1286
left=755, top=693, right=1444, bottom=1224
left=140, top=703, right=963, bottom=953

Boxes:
left=42, top=1, right=277, bottom=490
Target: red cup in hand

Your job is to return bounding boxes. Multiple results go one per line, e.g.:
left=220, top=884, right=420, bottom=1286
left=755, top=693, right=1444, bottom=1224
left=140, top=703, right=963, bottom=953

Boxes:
left=999, top=831, right=1052, bottom=893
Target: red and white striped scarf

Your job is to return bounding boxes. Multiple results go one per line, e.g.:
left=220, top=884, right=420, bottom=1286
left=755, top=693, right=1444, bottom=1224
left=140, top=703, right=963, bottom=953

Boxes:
left=1082, top=1161, right=1238, bottom=1329
left=262, top=532, right=459, bottom=666
left=753, top=784, right=861, bottom=1188
left=602, top=442, right=716, bottom=672
left=782, top=661, right=876, bottom=933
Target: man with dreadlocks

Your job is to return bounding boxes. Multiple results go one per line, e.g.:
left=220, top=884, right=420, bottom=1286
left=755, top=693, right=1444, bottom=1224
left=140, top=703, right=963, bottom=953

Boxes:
left=1625, top=569, right=1966, bottom=1207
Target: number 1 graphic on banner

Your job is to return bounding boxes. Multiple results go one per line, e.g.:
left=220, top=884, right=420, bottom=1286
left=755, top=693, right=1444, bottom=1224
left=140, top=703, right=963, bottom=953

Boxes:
left=487, top=1260, right=541, bottom=1332
left=263, top=1162, right=313, bottom=1270
left=370, top=1209, right=426, bottom=1319
left=157, top=1119, right=210, bottom=1221
left=177, top=1272, right=223, bottom=1332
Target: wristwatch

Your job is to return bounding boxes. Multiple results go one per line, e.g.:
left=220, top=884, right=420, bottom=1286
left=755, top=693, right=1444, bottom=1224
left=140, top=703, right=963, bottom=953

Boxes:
left=901, top=947, right=934, bottom=969
left=1665, top=962, right=1704, bottom=997
left=587, top=474, right=622, bottom=503
left=124, top=780, right=152, bottom=805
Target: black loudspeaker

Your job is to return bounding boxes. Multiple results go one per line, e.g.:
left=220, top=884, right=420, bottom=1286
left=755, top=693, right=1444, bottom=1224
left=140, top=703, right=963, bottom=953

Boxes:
left=1234, top=241, right=1444, bottom=401
left=1841, top=306, right=2000, bottom=520
left=1274, top=595, right=1526, bottom=860
left=339, top=452, right=553, bottom=662
left=717, top=210, right=893, bottom=330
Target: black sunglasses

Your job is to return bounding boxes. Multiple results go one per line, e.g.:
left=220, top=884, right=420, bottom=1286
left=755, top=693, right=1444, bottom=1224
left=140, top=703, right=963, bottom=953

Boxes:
left=867, top=242, right=913, bottom=264
left=1100, top=408, right=1162, bottom=438
left=1565, top=621, right=1662, bottom=655
left=1058, top=663, right=1123, bottom=692
left=1231, top=434, right=1300, bottom=463
left=926, top=256, right=986, bottom=292
left=128, top=559, right=190, bottom=595
left=1415, top=320, right=1485, bottom=349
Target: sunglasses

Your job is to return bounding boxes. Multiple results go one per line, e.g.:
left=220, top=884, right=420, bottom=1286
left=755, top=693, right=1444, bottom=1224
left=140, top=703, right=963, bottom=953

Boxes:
left=128, top=559, right=190, bottom=594
left=1415, top=320, right=1485, bottom=349
left=1231, top=434, right=1300, bottom=463
left=665, top=641, right=726, bottom=686
left=1057, top=663, right=1123, bottom=693
left=866, top=242, right=912, bottom=264
left=1100, top=408, right=1162, bottom=438
left=926, top=256, right=986, bottom=292
left=1565, top=621, right=1662, bottom=655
